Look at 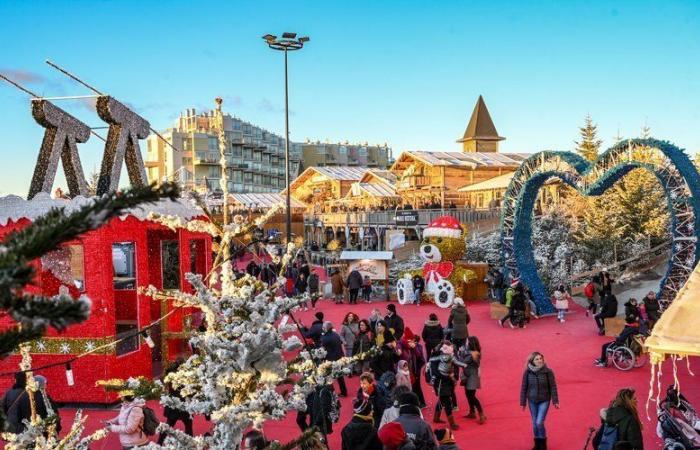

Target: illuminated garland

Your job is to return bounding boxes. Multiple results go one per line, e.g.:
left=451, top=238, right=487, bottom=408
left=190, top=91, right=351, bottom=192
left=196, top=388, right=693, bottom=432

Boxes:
left=15, top=337, right=116, bottom=355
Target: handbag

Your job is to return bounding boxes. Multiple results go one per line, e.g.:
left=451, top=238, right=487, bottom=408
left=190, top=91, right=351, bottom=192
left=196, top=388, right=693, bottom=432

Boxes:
left=555, top=299, right=569, bottom=310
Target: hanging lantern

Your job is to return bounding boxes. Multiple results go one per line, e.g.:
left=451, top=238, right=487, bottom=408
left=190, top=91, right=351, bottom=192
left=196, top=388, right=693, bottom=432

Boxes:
left=65, top=362, right=74, bottom=386
left=142, top=330, right=155, bottom=349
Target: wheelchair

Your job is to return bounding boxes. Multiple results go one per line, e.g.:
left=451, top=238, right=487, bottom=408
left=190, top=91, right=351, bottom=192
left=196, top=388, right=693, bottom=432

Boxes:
left=605, top=334, right=648, bottom=371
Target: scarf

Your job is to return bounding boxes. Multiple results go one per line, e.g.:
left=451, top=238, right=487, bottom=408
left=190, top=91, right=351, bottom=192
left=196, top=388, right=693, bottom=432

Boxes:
left=528, top=363, right=544, bottom=372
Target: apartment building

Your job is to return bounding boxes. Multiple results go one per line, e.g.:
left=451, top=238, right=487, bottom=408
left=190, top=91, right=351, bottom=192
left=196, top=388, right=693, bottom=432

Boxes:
left=145, top=108, right=301, bottom=194
left=301, top=141, right=392, bottom=170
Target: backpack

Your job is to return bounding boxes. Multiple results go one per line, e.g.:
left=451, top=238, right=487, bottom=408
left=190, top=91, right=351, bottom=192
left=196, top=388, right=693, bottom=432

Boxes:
left=584, top=282, right=595, bottom=298
left=595, top=423, right=618, bottom=450
left=139, top=406, right=160, bottom=436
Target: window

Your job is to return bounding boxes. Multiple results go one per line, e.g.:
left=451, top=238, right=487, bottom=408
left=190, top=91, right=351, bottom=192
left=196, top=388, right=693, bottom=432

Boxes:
left=196, top=151, right=206, bottom=161
left=190, top=240, right=206, bottom=275
left=41, top=244, right=85, bottom=291
left=244, top=172, right=253, bottom=183
left=208, top=166, right=220, bottom=178
left=232, top=170, right=242, bottom=182
left=116, top=323, right=139, bottom=355
left=243, top=148, right=253, bottom=160
left=162, top=240, right=180, bottom=290
left=253, top=151, right=262, bottom=161
left=208, top=137, right=218, bottom=150
left=253, top=174, right=262, bottom=185
left=112, top=243, right=136, bottom=290
left=232, top=145, right=242, bottom=158
left=182, top=157, right=192, bottom=166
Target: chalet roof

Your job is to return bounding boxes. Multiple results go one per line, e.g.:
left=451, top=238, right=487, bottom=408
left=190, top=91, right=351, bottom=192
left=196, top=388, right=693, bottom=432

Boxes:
left=229, top=193, right=306, bottom=209
left=457, top=95, right=504, bottom=143
left=393, top=151, right=529, bottom=169
left=0, top=192, right=204, bottom=227
left=309, top=166, right=368, bottom=181
left=458, top=172, right=514, bottom=192
left=360, top=169, right=398, bottom=185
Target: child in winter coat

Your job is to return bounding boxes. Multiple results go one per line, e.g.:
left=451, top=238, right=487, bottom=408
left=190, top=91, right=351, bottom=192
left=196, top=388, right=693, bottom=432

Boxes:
left=395, top=360, right=412, bottom=390
left=429, top=342, right=465, bottom=430
left=106, top=395, right=149, bottom=449
left=552, top=284, right=571, bottom=323
left=435, top=428, right=460, bottom=450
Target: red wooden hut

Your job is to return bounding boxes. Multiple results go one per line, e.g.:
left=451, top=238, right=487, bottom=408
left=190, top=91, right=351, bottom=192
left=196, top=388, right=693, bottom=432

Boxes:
left=0, top=193, right=212, bottom=403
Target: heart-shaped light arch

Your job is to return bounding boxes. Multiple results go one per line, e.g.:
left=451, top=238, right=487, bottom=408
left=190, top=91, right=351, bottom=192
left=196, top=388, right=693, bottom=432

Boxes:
left=500, top=138, right=700, bottom=314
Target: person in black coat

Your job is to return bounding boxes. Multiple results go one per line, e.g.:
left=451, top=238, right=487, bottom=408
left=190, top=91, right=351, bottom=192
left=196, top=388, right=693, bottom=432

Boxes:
left=520, top=352, right=559, bottom=450
left=157, top=359, right=192, bottom=444
left=309, top=384, right=338, bottom=435
left=301, top=312, right=325, bottom=347
left=384, top=304, right=405, bottom=340
left=341, top=397, right=382, bottom=450
left=643, top=291, right=661, bottom=330
left=595, top=293, right=618, bottom=335
left=593, top=388, right=644, bottom=450
left=321, top=322, right=348, bottom=396
left=594, top=316, right=642, bottom=367
left=246, top=260, right=261, bottom=278
left=422, top=313, right=444, bottom=360
left=412, top=274, right=425, bottom=305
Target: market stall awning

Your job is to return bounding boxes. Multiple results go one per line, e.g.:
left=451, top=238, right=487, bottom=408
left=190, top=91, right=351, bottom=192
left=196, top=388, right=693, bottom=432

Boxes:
left=349, top=182, right=400, bottom=199
left=229, top=193, right=306, bottom=210
left=458, top=172, right=514, bottom=192
left=339, top=251, right=393, bottom=261
left=645, top=262, right=700, bottom=359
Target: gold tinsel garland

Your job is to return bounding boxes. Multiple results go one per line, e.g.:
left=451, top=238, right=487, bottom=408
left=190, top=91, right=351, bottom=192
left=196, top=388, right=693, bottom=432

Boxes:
left=14, top=337, right=118, bottom=355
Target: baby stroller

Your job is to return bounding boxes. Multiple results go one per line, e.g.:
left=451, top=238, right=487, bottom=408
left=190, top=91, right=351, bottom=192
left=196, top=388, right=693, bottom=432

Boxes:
left=658, top=386, right=700, bottom=449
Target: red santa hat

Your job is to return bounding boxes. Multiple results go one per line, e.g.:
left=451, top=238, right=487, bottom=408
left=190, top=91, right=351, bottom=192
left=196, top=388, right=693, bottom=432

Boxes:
left=423, top=216, right=462, bottom=239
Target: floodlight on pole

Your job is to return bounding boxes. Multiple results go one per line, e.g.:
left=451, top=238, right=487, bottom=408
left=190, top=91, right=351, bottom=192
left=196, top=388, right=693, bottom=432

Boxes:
left=262, top=32, right=309, bottom=244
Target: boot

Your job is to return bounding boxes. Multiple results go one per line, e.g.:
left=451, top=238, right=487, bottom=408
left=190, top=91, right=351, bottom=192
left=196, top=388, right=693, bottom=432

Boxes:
left=433, top=409, right=444, bottom=424
left=541, top=438, right=547, bottom=449
left=477, top=411, right=487, bottom=424
left=464, top=411, right=476, bottom=419
left=447, top=414, right=460, bottom=430
left=532, top=438, right=540, bottom=450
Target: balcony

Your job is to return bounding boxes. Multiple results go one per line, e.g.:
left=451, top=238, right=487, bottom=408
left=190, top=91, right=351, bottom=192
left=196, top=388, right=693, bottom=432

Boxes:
left=194, top=153, right=220, bottom=165
left=397, top=176, right=431, bottom=190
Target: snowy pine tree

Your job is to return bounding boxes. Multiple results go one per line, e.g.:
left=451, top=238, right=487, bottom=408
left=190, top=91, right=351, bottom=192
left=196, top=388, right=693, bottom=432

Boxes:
left=574, top=114, right=603, bottom=162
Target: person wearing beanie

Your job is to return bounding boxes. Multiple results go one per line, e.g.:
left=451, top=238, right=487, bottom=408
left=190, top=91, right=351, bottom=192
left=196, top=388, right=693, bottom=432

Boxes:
left=399, top=328, right=427, bottom=408
left=393, top=391, right=438, bottom=449
left=434, top=428, right=459, bottom=450
left=378, top=421, right=415, bottom=450
left=379, top=385, right=412, bottom=429
left=385, top=303, right=405, bottom=340
left=341, top=398, right=382, bottom=450
left=422, top=313, right=444, bottom=361
left=301, top=312, right=325, bottom=346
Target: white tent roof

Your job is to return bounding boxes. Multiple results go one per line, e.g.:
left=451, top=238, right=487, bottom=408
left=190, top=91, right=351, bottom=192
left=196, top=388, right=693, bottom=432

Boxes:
left=339, top=251, right=393, bottom=261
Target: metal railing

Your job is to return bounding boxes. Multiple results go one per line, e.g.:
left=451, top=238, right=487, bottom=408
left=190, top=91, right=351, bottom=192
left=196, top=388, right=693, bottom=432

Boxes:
left=303, top=207, right=501, bottom=227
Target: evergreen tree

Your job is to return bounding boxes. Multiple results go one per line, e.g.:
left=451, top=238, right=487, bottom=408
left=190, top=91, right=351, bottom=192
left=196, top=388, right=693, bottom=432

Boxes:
left=574, top=114, right=603, bottom=162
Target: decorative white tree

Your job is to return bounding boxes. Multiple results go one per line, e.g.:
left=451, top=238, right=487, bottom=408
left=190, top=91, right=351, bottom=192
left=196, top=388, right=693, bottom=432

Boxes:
left=139, top=208, right=372, bottom=449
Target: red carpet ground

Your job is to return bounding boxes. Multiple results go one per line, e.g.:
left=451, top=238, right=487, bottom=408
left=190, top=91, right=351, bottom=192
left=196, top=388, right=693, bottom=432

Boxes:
left=53, top=298, right=698, bottom=449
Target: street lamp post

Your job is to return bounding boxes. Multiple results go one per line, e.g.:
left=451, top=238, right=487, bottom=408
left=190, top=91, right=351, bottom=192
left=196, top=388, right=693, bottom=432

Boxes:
left=263, top=32, right=309, bottom=244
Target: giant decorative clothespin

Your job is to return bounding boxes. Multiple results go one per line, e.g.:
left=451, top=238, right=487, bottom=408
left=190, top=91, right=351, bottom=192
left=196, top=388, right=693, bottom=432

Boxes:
left=28, top=100, right=91, bottom=200
left=95, top=96, right=149, bottom=195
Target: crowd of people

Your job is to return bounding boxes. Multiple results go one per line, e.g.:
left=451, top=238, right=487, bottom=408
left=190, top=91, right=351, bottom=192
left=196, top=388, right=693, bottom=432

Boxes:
left=0, top=257, right=654, bottom=450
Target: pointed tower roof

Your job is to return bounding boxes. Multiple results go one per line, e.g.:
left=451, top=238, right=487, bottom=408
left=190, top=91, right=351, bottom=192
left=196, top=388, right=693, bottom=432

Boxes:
left=457, top=96, right=505, bottom=144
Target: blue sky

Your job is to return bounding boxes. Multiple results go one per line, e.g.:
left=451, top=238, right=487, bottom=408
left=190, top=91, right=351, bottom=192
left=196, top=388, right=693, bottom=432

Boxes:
left=1, top=0, right=699, bottom=195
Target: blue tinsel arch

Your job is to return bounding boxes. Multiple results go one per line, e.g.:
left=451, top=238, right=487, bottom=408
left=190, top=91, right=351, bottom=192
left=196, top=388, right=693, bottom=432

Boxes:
left=500, top=138, right=700, bottom=314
